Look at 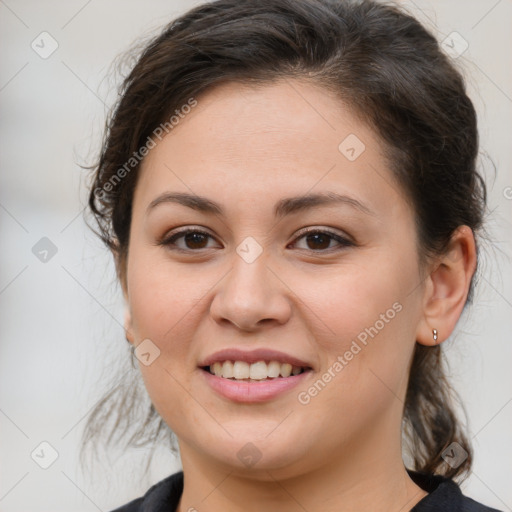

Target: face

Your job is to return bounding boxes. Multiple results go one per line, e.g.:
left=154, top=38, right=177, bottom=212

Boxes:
left=123, top=80, right=426, bottom=478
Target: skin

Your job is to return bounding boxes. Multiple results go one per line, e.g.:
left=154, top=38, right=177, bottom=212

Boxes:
left=122, top=79, right=477, bottom=512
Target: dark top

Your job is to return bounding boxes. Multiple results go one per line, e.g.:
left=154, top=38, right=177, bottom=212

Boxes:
left=110, top=470, right=503, bottom=512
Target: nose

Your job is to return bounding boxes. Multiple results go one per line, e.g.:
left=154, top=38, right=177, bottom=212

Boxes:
left=209, top=251, right=292, bottom=332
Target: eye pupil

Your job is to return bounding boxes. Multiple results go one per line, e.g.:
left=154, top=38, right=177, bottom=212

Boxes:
left=185, top=232, right=208, bottom=249
left=306, top=233, right=331, bottom=250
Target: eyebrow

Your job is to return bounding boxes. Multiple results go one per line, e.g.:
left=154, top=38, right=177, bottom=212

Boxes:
left=146, top=191, right=375, bottom=218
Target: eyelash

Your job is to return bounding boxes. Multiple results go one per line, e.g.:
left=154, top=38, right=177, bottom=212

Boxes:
left=158, top=226, right=354, bottom=254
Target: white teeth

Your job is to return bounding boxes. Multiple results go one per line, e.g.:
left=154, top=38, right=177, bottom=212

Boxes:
left=212, top=362, right=222, bottom=377
left=222, top=360, right=234, bottom=378
left=233, top=361, right=250, bottom=379
left=280, top=363, right=292, bottom=378
left=207, top=360, right=306, bottom=380
left=267, top=361, right=281, bottom=378
left=249, top=361, right=268, bottom=380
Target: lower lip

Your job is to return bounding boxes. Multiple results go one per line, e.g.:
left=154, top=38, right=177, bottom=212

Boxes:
left=200, top=369, right=311, bottom=403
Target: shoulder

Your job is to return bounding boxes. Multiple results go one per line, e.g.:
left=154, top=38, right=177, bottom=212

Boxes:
left=108, top=471, right=184, bottom=512
left=409, top=471, right=504, bottom=512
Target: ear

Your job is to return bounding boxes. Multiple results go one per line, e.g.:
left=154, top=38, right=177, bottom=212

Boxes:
left=120, top=268, right=134, bottom=345
left=124, top=308, right=135, bottom=345
left=112, top=239, right=134, bottom=344
left=112, top=240, right=128, bottom=296
left=415, top=225, right=477, bottom=346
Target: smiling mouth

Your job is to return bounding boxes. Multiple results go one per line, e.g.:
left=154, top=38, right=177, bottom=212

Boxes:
left=200, top=360, right=312, bottom=381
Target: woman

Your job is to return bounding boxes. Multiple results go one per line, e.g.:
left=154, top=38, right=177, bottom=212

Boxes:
left=84, top=0, right=502, bottom=510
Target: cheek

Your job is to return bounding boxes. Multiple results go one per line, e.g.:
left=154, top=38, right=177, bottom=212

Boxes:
left=290, top=252, right=419, bottom=407
left=293, top=255, right=415, bottom=351
left=125, top=250, right=209, bottom=413
left=126, top=254, right=209, bottom=423
left=127, top=245, right=204, bottom=342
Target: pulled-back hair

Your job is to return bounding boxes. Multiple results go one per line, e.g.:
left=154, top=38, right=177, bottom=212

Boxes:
left=84, top=0, right=487, bottom=480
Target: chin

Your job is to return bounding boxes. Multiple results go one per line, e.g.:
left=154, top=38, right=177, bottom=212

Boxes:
left=196, top=435, right=313, bottom=477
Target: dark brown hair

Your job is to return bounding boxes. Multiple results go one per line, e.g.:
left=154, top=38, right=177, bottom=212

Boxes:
left=83, top=0, right=487, bottom=480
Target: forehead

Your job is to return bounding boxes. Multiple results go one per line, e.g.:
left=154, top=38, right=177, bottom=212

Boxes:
left=134, top=80, right=407, bottom=220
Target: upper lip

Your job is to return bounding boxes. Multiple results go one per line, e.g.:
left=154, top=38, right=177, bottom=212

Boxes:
left=198, top=348, right=313, bottom=369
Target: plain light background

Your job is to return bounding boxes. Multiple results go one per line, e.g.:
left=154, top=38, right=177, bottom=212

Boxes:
left=0, top=0, right=511, bottom=511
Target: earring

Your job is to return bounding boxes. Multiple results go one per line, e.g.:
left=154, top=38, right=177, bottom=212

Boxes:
left=432, top=329, right=438, bottom=343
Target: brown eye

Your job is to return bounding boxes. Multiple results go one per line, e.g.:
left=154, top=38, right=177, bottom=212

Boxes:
left=159, top=227, right=353, bottom=254
left=181, top=231, right=209, bottom=249
left=304, top=232, right=332, bottom=250
left=160, top=229, right=219, bottom=251
left=290, top=229, right=353, bottom=252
